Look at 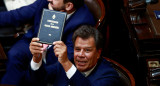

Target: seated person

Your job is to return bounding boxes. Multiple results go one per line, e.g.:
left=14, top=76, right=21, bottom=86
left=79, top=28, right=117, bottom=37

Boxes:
left=0, top=0, right=95, bottom=85
left=29, top=25, right=120, bottom=86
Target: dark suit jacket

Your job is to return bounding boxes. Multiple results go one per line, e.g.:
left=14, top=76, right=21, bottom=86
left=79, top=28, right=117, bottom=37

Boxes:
left=0, top=0, right=96, bottom=85
left=0, top=0, right=95, bottom=52
left=29, top=58, right=119, bottom=86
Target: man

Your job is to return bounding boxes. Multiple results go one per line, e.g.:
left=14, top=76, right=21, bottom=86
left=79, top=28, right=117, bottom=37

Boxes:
left=29, top=25, right=119, bottom=86
left=0, top=0, right=95, bottom=85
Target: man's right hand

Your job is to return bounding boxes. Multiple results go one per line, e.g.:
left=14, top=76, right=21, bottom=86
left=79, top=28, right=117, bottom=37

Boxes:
left=29, top=38, right=44, bottom=63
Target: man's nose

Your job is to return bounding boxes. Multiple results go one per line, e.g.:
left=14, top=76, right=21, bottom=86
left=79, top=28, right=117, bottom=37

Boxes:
left=79, top=50, right=85, bottom=57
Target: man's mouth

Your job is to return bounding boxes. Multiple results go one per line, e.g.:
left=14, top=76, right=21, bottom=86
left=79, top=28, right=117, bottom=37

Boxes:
left=76, top=60, right=87, bottom=66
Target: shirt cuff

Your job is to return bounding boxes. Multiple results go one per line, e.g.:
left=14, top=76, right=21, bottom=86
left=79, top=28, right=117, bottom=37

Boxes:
left=66, top=64, right=77, bottom=79
left=30, top=58, right=42, bottom=71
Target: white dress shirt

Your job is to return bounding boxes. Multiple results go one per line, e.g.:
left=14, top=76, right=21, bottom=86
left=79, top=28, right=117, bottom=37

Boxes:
left=66, top=64, right=97, bottom=79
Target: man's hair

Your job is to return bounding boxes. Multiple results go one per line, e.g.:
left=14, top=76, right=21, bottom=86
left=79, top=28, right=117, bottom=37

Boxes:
left=63, top=0, right=84, bottom=9
left=72, top=25, right=104, bottom=50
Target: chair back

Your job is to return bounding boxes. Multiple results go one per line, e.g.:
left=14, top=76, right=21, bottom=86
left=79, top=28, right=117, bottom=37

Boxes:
left=84, top=0, right=105, bottom=29
left=104, top=57, right=135, bottom=86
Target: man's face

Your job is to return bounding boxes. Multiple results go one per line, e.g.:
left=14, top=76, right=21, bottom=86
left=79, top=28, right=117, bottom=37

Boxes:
left=74, top=37, right=101, bottom=72
left=48, top=0, right=66, bottom=11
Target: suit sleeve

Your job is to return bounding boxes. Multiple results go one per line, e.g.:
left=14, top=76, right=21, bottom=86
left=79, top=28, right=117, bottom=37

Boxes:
left=0, top=0, right=42, bottom=27
left=27, top=62, right=59, bottom=86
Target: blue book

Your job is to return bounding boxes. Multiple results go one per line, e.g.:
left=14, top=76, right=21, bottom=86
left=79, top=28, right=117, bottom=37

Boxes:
left=154, top=10, right=160, bottom=19
left=38, top=9, right=67, bottom=44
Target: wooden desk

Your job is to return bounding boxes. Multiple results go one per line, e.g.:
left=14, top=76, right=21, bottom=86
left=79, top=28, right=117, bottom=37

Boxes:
left=146, top=2, right=160, bottom=38
left=122, top=1, right=160, bottom=86
left=130, top=2, right=160, bottom=40
left=128, top=1, right=160, bottom=58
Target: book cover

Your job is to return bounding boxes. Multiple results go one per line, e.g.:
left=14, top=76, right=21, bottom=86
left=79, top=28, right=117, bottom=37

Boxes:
left=154, top=10, right=160, bottom=19
left=37, top=9, right=67, bottom=44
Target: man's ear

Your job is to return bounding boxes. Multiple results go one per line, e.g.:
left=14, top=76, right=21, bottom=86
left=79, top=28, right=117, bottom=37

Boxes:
left=97, top=48, right=102, bottom=59
left=65, top=2, right=74, bottom=11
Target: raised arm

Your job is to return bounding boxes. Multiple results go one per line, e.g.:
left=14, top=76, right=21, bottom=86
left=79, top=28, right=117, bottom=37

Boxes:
left=0, top=0, right=46, bottom=27
left=53, top=41, right=73, bottom=72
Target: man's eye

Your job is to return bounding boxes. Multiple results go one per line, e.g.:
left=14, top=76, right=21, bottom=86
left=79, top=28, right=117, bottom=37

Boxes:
left=85, top=49, right=90, bottom=52
left=75, top=48, right=80, bottom=51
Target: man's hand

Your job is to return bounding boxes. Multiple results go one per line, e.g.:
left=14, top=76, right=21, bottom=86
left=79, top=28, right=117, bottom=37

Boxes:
left=53, top=41, right=68, bottom=63
left=53, top=41, right=72, bottom=72
left=29, top=38, right=47, bottom=63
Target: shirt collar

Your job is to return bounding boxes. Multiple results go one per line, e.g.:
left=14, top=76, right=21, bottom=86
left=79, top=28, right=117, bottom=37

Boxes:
left=82, top=64, right=97, bottom=77
left=66, top=11, right=75, bottom=20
